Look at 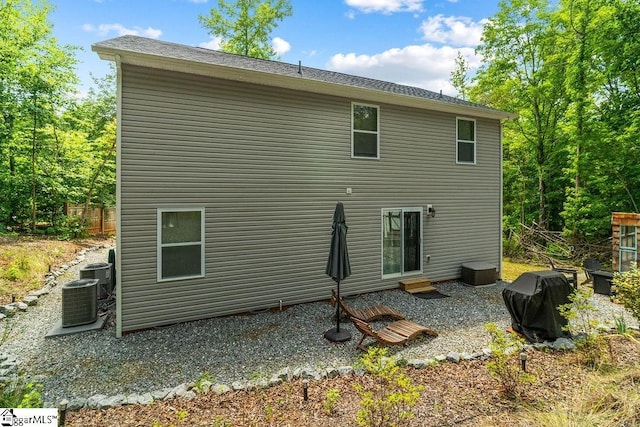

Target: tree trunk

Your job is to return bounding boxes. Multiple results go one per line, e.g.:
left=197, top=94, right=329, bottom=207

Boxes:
left=31, top=91, right=38, bottom=234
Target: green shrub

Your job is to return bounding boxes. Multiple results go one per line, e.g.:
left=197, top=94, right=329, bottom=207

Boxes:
left=323, top=388, right=340, bottom=416
left=354, top=347, right=422, bottom=427
left=613, top=267, right=640, bottom=323
left=503, top=236, right=524, bottom=259
left=614, top=315, right=628, bottom=335
left=0, top=380, right=43, bottom=408
left=193, top=370, right=214, bottom=394
left=55, top=215, right=87, bottom=240
left=558, top=287, right=601, bottom=338
left=558, top=288, right=609, bottom=368
left=484, top=322, right=535, bottom=399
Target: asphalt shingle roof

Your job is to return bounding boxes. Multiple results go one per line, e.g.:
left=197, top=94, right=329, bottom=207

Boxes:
left=93, top=35, right=505, bottom=115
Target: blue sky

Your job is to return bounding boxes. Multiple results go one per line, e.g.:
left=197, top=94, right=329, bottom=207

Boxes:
left=50, top=0, right=500, bottom=96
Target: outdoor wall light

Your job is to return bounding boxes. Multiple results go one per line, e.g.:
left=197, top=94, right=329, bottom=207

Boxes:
left=427, top=205, right=436, bottom=218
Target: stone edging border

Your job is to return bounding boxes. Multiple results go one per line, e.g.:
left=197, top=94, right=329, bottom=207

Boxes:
left=51, top=337, right=578, bottom=411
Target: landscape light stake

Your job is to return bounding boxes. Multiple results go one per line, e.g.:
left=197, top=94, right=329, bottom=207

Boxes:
left=59, top=399, right=68, bottom=426
left=520, top=351, right=527, bottom=372
left=302, top=379, right=309, bottom=401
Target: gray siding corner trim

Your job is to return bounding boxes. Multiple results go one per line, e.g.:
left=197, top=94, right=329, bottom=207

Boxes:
left=115, top=54, right=123, bottom=337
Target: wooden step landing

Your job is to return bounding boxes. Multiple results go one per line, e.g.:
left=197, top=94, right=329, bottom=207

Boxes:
left=399, top=277, right=435, bottom=294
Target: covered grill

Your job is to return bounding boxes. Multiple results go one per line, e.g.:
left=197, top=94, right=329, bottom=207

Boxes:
left=502, top=270, right=573, bottom=342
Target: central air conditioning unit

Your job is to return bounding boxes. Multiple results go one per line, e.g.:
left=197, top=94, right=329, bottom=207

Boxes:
left=80, top=262, right=113, bottom=299
left=61, top=279, right=98, bottom=327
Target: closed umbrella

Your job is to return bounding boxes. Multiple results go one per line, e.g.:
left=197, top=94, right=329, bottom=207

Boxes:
left=324, top=202, right=352, bottom=342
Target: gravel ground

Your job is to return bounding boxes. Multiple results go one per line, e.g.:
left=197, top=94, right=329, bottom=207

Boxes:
left=1, top=247, right=637, bottom=405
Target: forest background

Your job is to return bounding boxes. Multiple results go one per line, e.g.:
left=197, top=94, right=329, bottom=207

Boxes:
left=2, top=0, right=639, bottom=263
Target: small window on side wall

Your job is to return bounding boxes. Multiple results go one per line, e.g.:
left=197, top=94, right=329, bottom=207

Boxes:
left=456, top=117, right=476, bottom=164
left=352, top=103, right=379, bottom=159
left=158, top=208, right=205, bottom=281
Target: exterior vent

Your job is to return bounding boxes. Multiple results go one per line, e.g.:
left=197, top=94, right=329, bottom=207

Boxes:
left=62, top=279, right=98, bottom=327
left=80, top=262, right=113, bottom=299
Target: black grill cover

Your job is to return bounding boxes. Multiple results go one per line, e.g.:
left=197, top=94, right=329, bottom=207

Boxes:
left=502, top=270, right=573, bottom=343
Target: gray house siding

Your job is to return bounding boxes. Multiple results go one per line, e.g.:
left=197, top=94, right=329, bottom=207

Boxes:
left=118, top=63, right=501, bottom=333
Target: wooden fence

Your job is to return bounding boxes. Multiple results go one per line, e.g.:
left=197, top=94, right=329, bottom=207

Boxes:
left=65, top=204, right=116, bottom=235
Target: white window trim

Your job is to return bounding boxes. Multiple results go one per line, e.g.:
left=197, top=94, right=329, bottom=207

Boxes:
left=351, top=102, right=380, bottom=160
left=619, top=225, right=637, bottom=272
left=380, top=207, right=423, bottom=279
left=456, top=117, right=476, bottom=165
left=157, top=207, right=205, bottom=282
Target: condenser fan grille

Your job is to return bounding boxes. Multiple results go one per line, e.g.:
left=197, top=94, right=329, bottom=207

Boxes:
left=62, top=279, right=98, bottom=327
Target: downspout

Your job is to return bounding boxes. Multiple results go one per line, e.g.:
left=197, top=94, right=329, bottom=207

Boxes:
left=115, top=54, right=123, bottom=338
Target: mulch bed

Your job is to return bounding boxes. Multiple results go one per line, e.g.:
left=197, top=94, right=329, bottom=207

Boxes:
left=66, top=334, right=640, bottom=426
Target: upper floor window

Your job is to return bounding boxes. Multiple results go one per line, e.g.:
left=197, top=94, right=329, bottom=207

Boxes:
left=456, top=117, right=476, bottom=164
left=352, top=103, right=379, bottom=159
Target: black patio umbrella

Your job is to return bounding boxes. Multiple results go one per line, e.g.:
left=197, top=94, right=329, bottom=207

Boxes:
left=324, top=202, right=352, bottom=342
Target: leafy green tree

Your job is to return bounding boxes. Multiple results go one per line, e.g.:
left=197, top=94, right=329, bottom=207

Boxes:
left=589, top=0, right=640, bottom=214
left=556, top=0, right=612, bottom=239
left=20, top=36, right=78, bottom=231
left=62, top=72, right=117, bottom=210
left=559, top=1, right=640, bottom=240
left=473, top=0, right=570, bottom=231
left=199, top=0, right=293, bottom=59
left=0, top=0, right=78, bottom=231
left=450, top=51, right=470, bottom=100
left=470, top=0, right=640, bottom=248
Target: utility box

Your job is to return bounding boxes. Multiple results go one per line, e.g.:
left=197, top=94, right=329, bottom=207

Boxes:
left=461, top=262, right=497, bottom=286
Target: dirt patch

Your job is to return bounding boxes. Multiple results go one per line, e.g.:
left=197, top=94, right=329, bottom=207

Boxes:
left=0, top=236, right=113, bottom=305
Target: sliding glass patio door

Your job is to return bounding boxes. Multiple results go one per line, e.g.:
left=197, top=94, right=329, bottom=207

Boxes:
left=382, top=208, right=423, bottom=277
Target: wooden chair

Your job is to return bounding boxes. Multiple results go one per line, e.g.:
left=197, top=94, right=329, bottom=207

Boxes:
left=350, top=317, right=438, bottom=350
left=331, top=289, right=404, bottom=322
left=581, top=258, right=601, bottom=285
left=547, top=257, right=578, bottom=289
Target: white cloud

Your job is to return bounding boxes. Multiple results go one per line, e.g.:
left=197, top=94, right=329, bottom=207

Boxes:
left=345, top=0, right=423, bottom=14
left=419, top=15, right=488, bottom=46
left=272, top=37, right=291, bottom=55
left=83, top=23, right=162, bottom=39
left=198, top=36, right=223, bottom=50
left=326, top=44, right=481, bottom=96
left=324, top=14, right=488, bottom=97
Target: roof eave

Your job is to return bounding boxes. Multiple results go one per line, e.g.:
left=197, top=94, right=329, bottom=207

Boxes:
left=93, top=45, right=515, bottom=121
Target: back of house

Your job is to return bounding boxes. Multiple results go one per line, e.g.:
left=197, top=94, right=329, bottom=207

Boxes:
left=93, top=36, right=513, bottom=336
